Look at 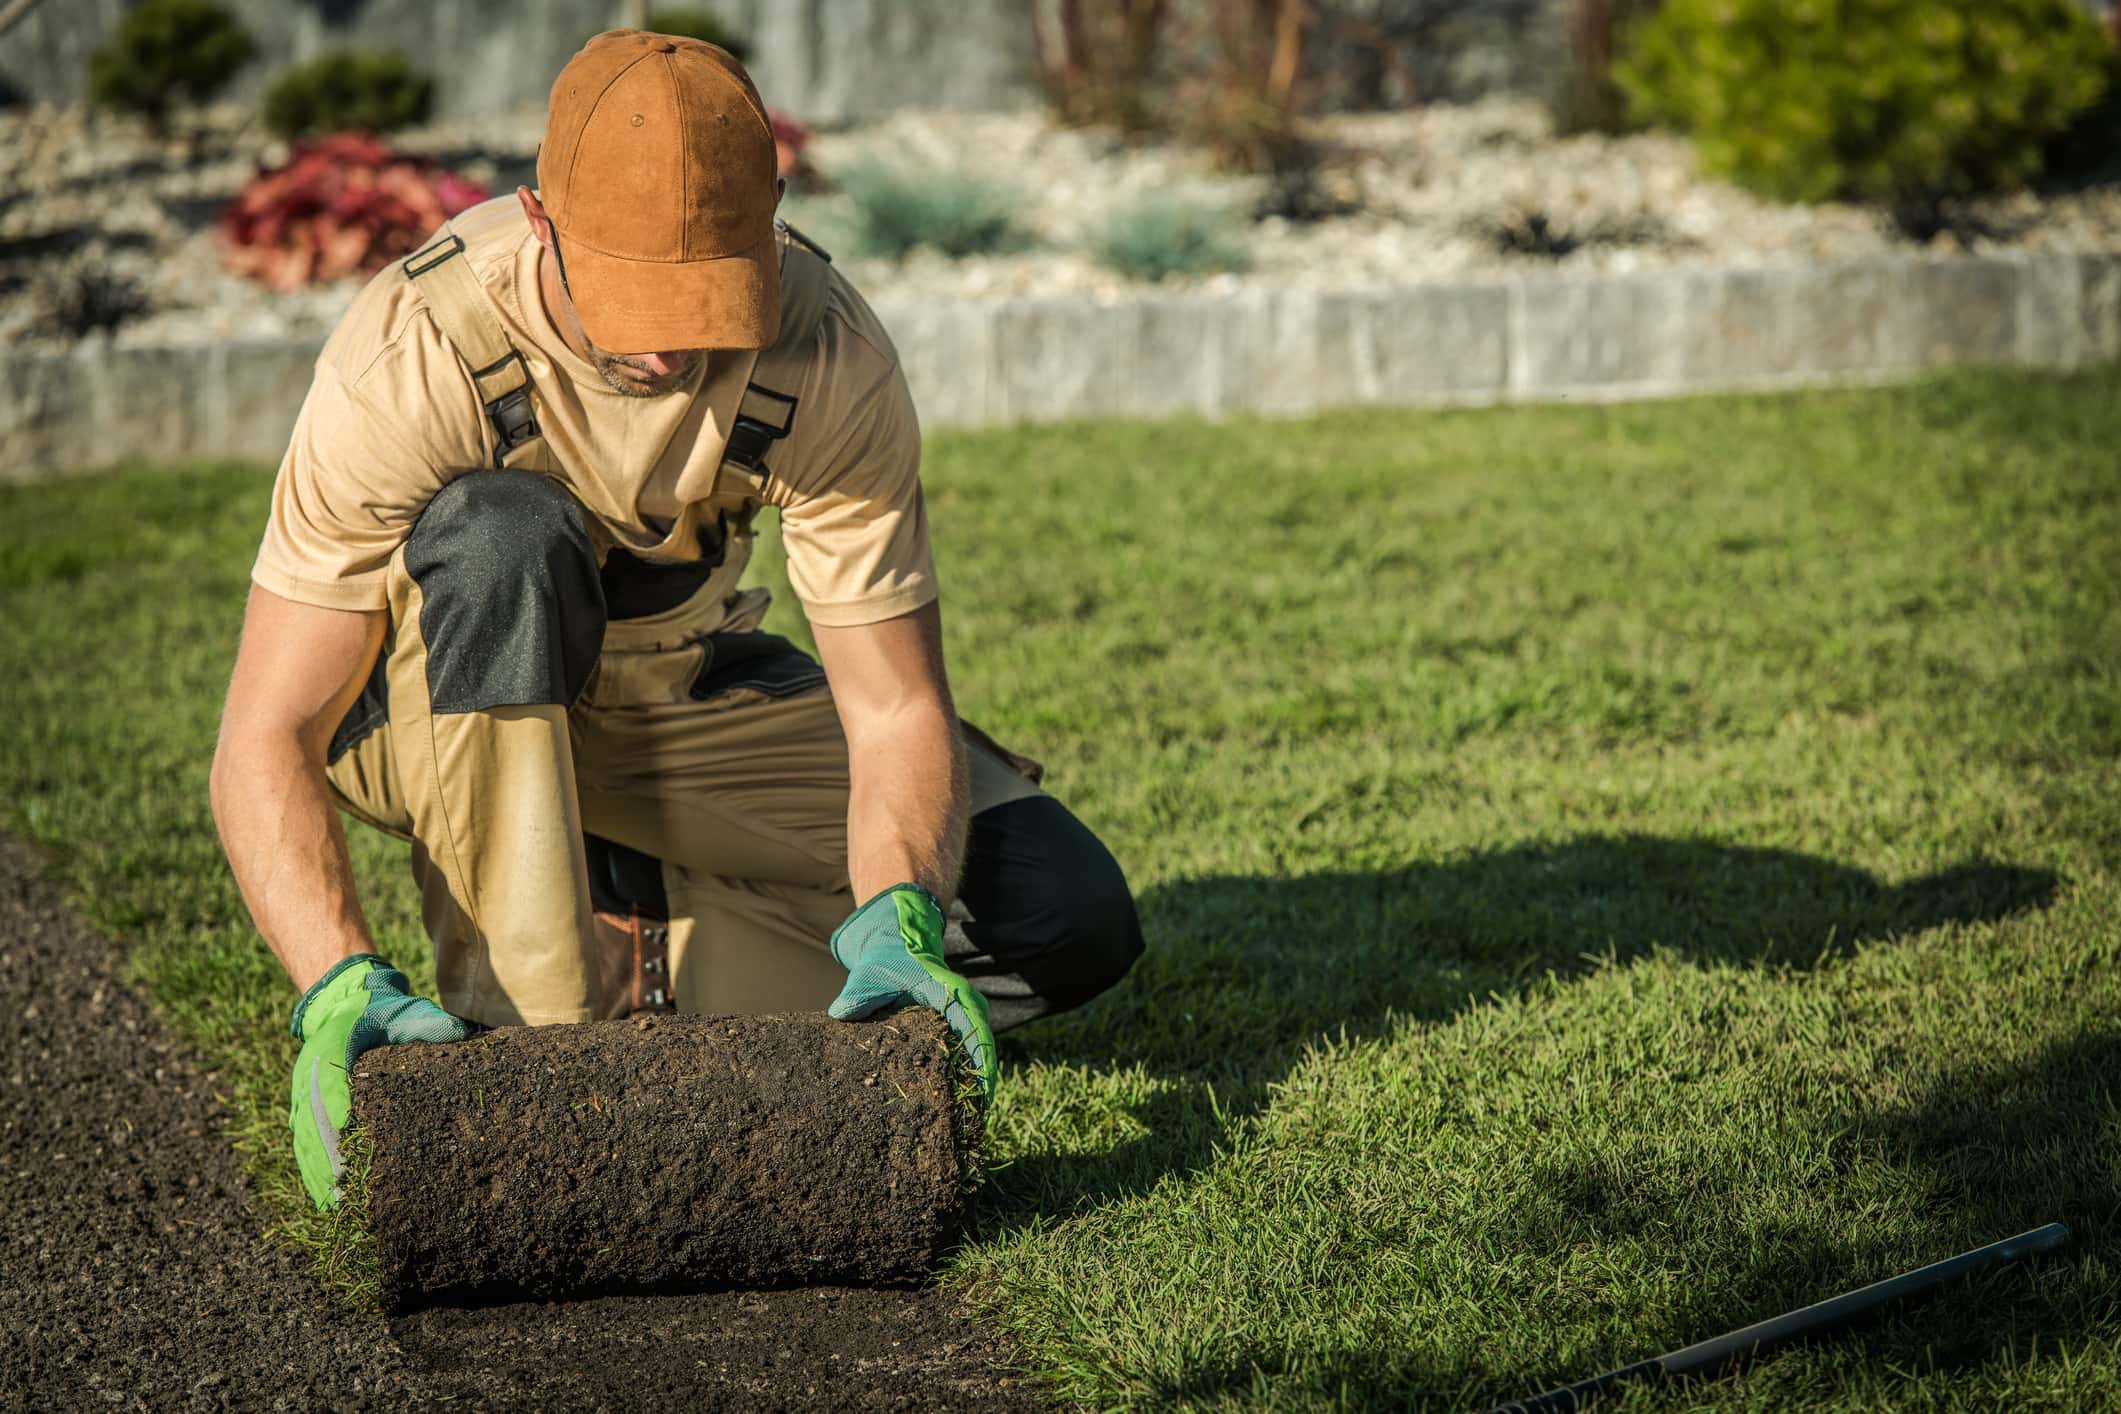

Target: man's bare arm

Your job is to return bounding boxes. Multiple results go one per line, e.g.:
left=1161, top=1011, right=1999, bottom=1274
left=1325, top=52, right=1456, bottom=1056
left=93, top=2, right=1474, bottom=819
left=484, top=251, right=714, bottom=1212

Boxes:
left=209, top=584, right=387, bottom=992
left=810, top=599, right=969, bottom=903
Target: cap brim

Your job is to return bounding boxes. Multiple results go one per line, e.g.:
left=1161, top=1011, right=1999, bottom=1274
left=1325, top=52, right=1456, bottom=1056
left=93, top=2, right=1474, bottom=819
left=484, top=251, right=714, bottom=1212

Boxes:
left=562, top=227, right=781, bottom=354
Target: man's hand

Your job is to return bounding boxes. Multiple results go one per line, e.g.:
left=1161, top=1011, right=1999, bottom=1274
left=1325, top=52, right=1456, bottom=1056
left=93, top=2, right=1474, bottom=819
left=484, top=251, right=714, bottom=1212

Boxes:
left=827, top=884, right=996, bottom=1100
left=288, top=954, right=471, bottom=1208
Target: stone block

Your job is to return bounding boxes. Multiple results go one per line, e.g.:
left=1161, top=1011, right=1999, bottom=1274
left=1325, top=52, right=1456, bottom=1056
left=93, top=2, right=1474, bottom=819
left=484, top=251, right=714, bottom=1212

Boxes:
left=1242, top=288, right=1331, bottom=414
left=874, top=299, right=998, bottom=429
left=1900, top=256, right=2021, bottom=370
left=1307, top=283, right=1511, bottom=407
left=2079, top=252, right=2121, bottom=364
left=1669, top=267, right=1809, bottom=385
left=1512, top=270, right=1694, bottom=396
left=0, top=339, right=321, bottom=480
left=987, top=299, right=1140, bottom=424
left=1388, top=281, right=1514, bottom=401
left=0, top=348, right=88, bottom=482
left=218, top=341, right=325, bottom=465
left=1124, top=292, right=1254, bottom=419
left=1783, top=261, right=1906, bottom=376
left=83, top=346, right=216, bottom=469
left=2014, top=253, right=2087, bottom=367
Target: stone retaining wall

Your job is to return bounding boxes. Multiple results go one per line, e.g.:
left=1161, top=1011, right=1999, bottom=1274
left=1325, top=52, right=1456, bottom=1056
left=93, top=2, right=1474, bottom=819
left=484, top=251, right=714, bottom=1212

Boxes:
left=4, top=252, right=2115, bottom=481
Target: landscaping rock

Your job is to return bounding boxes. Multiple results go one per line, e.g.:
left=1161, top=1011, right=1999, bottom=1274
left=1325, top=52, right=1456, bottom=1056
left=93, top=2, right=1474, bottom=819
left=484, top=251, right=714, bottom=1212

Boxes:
left=4, top=98, right=2117, bottom=353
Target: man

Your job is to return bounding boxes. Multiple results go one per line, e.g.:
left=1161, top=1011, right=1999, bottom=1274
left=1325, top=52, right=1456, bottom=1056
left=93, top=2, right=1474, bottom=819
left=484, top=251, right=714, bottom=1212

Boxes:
left=210, top=31, right=1143, bottom=1209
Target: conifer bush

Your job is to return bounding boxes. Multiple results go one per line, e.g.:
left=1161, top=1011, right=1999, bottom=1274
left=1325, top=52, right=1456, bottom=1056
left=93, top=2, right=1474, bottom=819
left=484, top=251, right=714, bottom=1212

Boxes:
left=86, top=0, right=256, bottom=135
left=1617, top=0, right=2111, bottom=206
left=261, top=51, right=433, bottom=143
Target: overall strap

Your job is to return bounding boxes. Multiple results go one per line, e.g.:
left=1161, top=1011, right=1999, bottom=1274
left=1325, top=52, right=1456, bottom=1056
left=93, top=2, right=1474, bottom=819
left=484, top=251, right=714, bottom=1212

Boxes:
left=719, top=219, right=834, bottom=484
left=401, top=229, right=541, bottom=470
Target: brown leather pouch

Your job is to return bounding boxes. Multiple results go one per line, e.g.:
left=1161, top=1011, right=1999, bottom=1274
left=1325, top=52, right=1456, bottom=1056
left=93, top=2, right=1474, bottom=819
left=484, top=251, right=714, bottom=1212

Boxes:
left=593, top=906, right=676, bottom=1021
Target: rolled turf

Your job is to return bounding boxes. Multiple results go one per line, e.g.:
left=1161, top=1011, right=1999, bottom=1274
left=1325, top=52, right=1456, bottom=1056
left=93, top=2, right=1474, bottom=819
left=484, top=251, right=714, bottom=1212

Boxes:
left=352, top=1007, right=979, bottom=1313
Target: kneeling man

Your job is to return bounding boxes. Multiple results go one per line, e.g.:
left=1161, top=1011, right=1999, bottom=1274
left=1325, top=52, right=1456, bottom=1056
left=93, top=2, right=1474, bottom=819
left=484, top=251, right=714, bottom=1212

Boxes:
left=210, top=30, right=1143, bottom=1208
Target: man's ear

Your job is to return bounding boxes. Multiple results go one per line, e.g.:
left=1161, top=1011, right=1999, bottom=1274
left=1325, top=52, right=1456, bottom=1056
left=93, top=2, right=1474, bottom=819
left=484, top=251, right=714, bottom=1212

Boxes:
left=516, top=185, right=554, bottom=247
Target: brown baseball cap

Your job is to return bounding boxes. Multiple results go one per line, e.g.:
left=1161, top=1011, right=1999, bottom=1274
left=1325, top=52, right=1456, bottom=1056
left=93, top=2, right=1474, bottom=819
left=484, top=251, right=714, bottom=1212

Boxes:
left=537, top=30, right=780, bottom=353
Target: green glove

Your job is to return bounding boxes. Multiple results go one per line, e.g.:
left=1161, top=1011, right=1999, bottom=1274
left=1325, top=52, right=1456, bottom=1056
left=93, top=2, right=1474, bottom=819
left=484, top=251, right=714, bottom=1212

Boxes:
left=828, top=884, right=996, bottom=1101
left=288, top=953, right=471, bottom=1209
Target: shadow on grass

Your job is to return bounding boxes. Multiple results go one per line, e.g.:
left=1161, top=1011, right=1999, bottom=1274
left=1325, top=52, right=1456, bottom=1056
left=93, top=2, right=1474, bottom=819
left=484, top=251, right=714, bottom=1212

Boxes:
left=1126, top=1030, right=2120, bottom=1411
left=990, top=835, right=2059, bottom=1228
left=1825, top=1029, right=2121, bottom=1371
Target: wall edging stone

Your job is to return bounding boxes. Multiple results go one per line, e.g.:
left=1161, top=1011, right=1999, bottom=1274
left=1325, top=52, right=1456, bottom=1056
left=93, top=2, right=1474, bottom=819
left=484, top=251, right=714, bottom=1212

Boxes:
left=4, top=251, right=2115, bottom=483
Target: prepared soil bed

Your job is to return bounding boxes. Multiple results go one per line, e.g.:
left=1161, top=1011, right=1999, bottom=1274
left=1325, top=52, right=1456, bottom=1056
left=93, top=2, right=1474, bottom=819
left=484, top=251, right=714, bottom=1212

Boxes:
left=359, top=1008, right=979, bottom=1312
left=0, top=835, right=1045, bottom=1410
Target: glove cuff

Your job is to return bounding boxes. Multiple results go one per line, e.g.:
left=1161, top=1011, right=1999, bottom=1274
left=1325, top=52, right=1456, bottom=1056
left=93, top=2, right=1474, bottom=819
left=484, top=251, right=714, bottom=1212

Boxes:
left=830, top=883, right=944, bottom=967
left=288, top=953, right=389, bottom=1040
left=885, top=881, right=943, bottom=916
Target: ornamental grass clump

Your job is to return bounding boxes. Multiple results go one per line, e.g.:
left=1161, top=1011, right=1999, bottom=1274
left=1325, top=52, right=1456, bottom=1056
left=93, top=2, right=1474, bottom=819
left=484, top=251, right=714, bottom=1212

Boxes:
left=1090, top=195, right=1251, bottom=282
left=86, top=0, right=256, bottom=136
left=835, top=162, right=1032, bottom=261
left=1617, top=0, right=2113, bottom=211
left=261, top=51, right=434, bottom=143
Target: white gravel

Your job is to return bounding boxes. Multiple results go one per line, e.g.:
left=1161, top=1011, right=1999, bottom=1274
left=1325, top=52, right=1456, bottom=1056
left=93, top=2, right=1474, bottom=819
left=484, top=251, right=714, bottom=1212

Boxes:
left=3, top=97, right=2118, bottom=351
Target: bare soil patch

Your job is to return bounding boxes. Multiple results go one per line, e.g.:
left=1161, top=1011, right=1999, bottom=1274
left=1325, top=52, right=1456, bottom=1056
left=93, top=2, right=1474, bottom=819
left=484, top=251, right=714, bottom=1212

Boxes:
left=0, top=835, right=1046, bottom=1410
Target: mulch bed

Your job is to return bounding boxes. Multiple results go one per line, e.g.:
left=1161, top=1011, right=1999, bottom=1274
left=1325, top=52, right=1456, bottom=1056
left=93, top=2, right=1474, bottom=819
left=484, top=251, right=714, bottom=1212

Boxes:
left=0, top=834, right=1048, bottom=1410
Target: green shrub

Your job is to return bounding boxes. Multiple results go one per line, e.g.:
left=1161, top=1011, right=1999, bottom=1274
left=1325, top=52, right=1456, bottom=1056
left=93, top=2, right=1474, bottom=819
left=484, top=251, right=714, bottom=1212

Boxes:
left=644, top=7, right=750, bottom=61
left=836, top=162, right=1032, bottom=260
left=1617, top=0, right=2112, bottom=205
left=1090, top=195, right=1250, bottom=282
left=2043, top=45, right=2121, bottom=186
left=261, top=51, right=433, bottom=142
left=87, top=0, right=256, bottom=135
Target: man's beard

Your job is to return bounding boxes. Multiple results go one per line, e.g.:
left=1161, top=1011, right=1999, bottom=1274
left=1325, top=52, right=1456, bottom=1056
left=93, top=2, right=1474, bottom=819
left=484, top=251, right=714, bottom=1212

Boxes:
left=588, top=346, right=701, bottom=398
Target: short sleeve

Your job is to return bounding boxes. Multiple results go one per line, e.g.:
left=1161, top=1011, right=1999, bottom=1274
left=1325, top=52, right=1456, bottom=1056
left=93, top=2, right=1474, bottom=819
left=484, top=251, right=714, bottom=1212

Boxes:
left=251, top=360, right=455, bottom=612
left=773, top=356, right=937, bottom=628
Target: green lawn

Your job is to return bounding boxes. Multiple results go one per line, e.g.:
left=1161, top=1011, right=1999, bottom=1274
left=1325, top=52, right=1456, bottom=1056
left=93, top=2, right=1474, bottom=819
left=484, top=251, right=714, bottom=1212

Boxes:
left=3, top=363, right=2118, bottom=1409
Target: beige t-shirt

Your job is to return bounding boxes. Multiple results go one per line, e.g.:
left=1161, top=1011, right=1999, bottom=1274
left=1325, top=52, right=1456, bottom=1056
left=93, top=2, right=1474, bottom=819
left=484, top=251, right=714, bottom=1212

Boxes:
left=251, top=196, right=934, bottom=630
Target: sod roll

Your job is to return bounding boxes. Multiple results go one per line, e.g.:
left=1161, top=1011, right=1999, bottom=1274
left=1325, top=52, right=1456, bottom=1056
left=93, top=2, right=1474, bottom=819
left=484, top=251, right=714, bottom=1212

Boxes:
left=352, top=1008, right=978, bottom=1313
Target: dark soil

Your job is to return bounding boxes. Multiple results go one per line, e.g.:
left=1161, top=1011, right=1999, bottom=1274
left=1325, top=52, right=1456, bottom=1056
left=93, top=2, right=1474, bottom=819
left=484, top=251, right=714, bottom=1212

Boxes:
left=360, top=1009, right=976, bottom=1312
left=0, top=836, right=1049, bottom=1410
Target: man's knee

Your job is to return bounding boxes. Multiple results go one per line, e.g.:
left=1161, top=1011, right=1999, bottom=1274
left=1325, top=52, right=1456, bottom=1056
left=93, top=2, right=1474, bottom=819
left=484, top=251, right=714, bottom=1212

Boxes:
left=402, top=470, right=606, bottom=712
left=959, top=796, right=1145, bottom=1019
left=1043, top=827, right=1145, bottom=1011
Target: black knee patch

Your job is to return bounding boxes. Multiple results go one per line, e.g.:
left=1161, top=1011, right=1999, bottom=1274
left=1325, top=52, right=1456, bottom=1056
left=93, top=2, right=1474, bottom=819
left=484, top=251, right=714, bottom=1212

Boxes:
left=403, top=471, right=606, bottom=714
left=956, top=796, right=1145, bottom=1023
